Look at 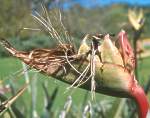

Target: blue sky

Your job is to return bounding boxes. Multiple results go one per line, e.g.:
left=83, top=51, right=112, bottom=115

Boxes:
left=62, top=0, right=150, bottom=8
left=77, top=0, right=150, bottom=6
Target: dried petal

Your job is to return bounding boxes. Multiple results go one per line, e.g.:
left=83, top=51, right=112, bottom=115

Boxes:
left=128, top=9, right=144, bottom=30
left=118, top=30, right=135, bottom=73
left=100, top=34, right=123, bottom=66
left=78, top=34, right=90, bottom=55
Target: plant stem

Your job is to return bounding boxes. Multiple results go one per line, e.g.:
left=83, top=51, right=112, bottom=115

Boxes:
left=133, top=29, right=142, bottom=80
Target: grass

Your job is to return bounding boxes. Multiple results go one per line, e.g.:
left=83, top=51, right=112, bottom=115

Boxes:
left=0, top=58, right=113, bottom=117
left=0, top=57, right=149, bottom=117
left=0, top=58, right=150, bottom=117
left=138, top=57, right=150, bottom=85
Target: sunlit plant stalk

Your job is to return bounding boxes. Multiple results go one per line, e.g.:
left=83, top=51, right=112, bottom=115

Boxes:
left=128, top=8, right=145, bottom=80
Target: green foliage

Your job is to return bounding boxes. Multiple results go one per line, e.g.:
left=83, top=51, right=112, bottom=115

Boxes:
left=0, top=35, right=57, bottom=57
left=0, top=57, right=149, bottom=118
left=1, top=1, right=150, bottom=57
left=0, top=0, right=33, bottom=38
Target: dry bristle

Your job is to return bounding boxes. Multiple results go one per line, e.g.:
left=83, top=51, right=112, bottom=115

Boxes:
left=0, top=6, right=98, bottom=100
left=0, top=84, right=28, bottom=113
left=67, top=39, right=97, bottom=100
left=32, top=5, right=74, bottom=49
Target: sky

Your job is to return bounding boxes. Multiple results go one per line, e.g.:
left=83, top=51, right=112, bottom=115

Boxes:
left=77, top=0, right=150, bottom=6
left=62, top=0, right=150, bottom=9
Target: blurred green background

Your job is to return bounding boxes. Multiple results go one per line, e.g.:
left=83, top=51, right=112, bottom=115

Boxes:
left=0, top=0, right=150, bottom=118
